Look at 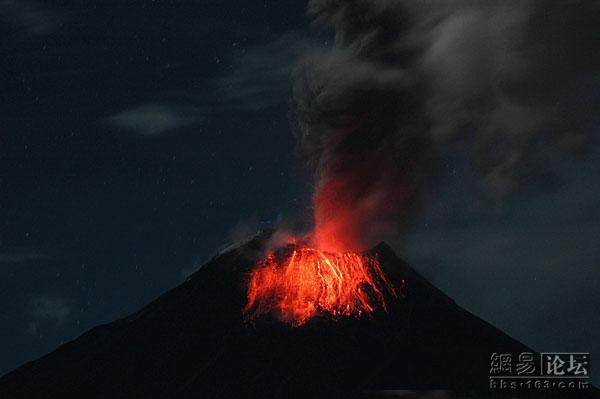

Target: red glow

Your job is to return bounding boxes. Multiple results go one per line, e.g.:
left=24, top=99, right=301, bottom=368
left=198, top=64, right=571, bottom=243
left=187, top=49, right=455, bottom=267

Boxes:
left=313, top=151, right=412, bottom=253
left=243, top=247, right=397, bottom=326
left=314, top=174, right=378, bottom=252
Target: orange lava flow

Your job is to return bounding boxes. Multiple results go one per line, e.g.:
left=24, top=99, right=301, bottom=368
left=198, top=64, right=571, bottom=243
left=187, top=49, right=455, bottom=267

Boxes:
left=243, top=247, right=397, bottom=326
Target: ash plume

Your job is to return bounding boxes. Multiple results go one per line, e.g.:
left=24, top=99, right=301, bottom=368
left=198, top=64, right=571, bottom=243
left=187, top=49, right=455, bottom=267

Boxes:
left=293, top=0, right=599, bottom=251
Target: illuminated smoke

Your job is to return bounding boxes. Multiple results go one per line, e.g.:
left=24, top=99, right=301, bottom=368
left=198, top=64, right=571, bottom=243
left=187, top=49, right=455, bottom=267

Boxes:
left=293, top=0, right=599, bottom=251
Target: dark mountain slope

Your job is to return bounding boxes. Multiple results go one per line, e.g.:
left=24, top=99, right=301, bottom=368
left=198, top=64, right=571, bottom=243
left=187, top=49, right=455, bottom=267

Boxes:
left=0, top=231, right=594, bottom=398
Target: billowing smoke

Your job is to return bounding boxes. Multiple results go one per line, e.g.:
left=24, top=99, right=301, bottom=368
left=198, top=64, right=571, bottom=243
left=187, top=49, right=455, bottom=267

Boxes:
left=293, top=0, right=599, bottom=252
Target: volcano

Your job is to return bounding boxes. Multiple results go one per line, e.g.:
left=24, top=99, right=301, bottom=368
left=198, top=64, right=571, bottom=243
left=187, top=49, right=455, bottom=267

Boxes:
left=0, top=230, right=594, bottom=398
left=243, top=246, right=400, bottom=326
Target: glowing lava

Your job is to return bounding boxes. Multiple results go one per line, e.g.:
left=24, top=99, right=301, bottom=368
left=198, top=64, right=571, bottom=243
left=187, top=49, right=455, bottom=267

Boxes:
left=243, top=247, right=397, bottom=326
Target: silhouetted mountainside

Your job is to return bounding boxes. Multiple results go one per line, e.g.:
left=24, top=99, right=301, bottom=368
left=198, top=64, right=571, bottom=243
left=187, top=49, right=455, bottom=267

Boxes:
left=0, top=231, right=595, bottom=398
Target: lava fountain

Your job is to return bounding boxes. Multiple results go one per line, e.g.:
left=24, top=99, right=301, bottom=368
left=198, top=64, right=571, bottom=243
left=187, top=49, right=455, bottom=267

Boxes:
left=243, top=123, right=410, bottom=326
left=243, top=246, right=398, bottom=326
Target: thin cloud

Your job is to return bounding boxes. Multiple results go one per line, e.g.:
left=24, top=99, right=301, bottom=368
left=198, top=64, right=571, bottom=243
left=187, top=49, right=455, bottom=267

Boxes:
left=0, top=0, right=66, bottom=46
left=26, top=296, right=71, bottom=335
left=106, top=104, right=204, bottom=136
left=216, top=34, right=302, bottom=111
left=0, top=247, right=49, bottom=264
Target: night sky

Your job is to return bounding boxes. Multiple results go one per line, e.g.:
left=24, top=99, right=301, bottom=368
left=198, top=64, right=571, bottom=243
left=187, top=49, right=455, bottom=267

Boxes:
left=1, top=0, right=599, bottom=384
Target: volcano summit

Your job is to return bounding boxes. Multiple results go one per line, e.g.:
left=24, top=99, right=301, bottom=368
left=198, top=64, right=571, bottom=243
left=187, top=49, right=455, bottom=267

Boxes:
left=0, top=231, right=595, bottom=398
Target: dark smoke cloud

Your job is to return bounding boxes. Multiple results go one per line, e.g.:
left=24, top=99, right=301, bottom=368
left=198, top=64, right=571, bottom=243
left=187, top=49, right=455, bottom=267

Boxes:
left=293, top=0, right=599, bottom=248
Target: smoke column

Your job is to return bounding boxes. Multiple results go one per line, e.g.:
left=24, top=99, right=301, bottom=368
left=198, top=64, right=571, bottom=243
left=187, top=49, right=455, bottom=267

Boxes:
left=293, top=0, right=599, bottom=252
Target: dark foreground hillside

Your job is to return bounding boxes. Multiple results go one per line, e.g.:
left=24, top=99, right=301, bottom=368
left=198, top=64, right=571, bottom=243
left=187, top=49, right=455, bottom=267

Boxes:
left=0, top=231, right=595, bottom=398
